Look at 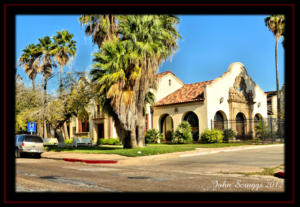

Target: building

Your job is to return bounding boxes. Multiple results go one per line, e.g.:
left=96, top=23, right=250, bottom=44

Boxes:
left=153, top=62, right=267, bottom=140
left=69, top=62, right=268, bottom=143
left=265, top=84, right=285, bottom=119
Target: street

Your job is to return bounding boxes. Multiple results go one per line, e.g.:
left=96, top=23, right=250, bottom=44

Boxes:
left=16, top=145, right=284, bottom=192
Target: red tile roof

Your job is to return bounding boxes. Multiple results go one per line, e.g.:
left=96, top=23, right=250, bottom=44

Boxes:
left=156, top=70, right=175, bottom=79
left=155, top=80, right=214, bottom=106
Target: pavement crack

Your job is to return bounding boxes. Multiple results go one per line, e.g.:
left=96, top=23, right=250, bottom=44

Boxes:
left=38, top=175, right=120, bottom=192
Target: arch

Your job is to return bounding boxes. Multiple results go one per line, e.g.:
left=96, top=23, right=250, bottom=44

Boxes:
left=159, top=114, right=174, bottom=141
left=235, top=112, right=246, bottom=137
left=214, top=110, right=227, bottom=130
left=183, top=111, right=199, bottom=141
left=254, top=113, right=262, bottom=122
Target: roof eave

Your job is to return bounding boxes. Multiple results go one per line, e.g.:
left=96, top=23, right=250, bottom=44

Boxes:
left=154, top=99, right=205, bottom=107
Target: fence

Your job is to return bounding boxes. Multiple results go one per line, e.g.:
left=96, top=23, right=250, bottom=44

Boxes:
left=211, top=117, right=285, bottom=142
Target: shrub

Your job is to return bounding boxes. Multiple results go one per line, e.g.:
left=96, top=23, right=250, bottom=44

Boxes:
left=145, top=129, right=163, bottom=144
left=222, top=128, right=236, bottom=143
left=64, top=139, right=73, bottom=145
left=172, top=121, right=193, bottom=144
left=200, top=129, right=223, bottom=143
left=98, top=138, right=121, bottom=145
left=255, top=121, right=268, bottom=138
left=165, top=130, right=174, bottom=142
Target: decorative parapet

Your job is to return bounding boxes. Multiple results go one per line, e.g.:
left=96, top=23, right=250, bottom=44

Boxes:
left=228, top=75, right=255, bottom=104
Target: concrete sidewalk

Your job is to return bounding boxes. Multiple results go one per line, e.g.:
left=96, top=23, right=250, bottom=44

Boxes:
left=42, top=144, right=284, bottom=165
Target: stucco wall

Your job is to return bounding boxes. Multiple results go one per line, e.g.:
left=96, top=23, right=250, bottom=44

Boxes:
left=206, top=62, right=267, bottom=129
left=270, top=95, right=278, bottom=118
left=153, top=73, right=184, bottom=102
left=153, top=101, right=207, bottom=136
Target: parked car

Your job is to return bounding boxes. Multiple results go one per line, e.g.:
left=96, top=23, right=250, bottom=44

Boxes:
left=15, top=134, right=44, bottom=158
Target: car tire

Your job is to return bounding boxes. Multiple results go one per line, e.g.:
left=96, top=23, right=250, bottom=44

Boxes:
left=35, top=153, right=41, bottom=159
left=15, top=148, right=20, bottom=158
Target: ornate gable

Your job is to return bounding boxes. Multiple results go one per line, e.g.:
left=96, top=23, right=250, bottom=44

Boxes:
left=228, top=74, right=254, bottom=104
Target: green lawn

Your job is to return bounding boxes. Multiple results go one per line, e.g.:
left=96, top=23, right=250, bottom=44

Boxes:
left=45, top=142, right=249, bottom=157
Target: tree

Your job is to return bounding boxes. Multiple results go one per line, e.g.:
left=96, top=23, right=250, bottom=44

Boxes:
left=36, top=36, right=56, bottom=139
left=120, top=15, right=180, bottom=147
left=79, top=15, right=118, bottom=48
left=85, top=15, right=181, bottom=148
left=15, top=80, right=44, bottom=133
left=51, top=30, right=77, bottom=95
left=21, top=72, right=93, bottom=145
left=264, top=15, right=285, bottom=123
left=18, top=44, right=41, bottom=91
left=51, top=30, right=77, bottom=139
left=50, top=72, right=92, bottom=144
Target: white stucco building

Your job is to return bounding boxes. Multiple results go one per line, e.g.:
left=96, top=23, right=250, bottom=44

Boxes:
left=69, top=62, right=269, bottom=143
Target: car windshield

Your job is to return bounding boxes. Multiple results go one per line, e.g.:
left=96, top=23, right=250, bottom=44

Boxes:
left=24, top=136, right=43, bottom=143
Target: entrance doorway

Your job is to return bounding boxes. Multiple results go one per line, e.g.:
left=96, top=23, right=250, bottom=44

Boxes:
left=97, top=124, right=104, bottom=139
left=236, top=112, right=246, bottom=138
left=183, top=112, right=199, bottom=141
left=159, top=114, right=174, bottom=141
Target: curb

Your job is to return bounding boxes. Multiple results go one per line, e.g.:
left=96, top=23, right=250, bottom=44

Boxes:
left=274, top=171, right=285, bottom=179
left=180, top=144, right=283, bottom=158
left=62, top=158, right=118, bottom=164
left=42, top=156, right=118, bottom=164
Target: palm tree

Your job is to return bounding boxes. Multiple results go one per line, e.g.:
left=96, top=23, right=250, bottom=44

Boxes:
left=79, top=14, right=118, bottom=48
left=264, top=15, right=285, bottom=124
left=36, top=36, right=56, bottom=139
left=89, top=15, right=180, bottom=148
left=18, top=44, right=41, bottom=91
left=115, top=15, right=180, bottom=147
left=91, top=38, right=139, bottom=148
left=52, top=30, right=77, bottom=95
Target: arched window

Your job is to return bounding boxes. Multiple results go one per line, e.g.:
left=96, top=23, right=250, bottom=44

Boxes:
left=214, top=111, right=227, bottom=130
left=254, top=113, right=262, bottom=122
left=169, top=79, right=172, bottom=86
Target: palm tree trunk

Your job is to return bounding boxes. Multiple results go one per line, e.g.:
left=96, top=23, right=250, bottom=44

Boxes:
left=60, top=65, right=63, bottom=95
left=43, top=80, right=47, bottom=139
left=275, top=37, right=281, bottom=136
left=136, top=87, right=146, bottom=147
left=137, top=123, right=145, bottom=147
left=109, top=110, right=137, bottom=148
left=130, top=127, right=137, bottom=148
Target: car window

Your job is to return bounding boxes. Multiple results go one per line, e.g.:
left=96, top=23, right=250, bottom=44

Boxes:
left=24, top=136, right=43, bottom=143
left=16, top=136, right=23, bottom=142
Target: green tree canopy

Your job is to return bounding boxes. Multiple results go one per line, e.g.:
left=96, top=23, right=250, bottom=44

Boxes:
left=82, top=15, right=181, bottom=148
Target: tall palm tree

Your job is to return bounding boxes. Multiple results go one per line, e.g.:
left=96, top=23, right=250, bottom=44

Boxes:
left=264, top=15, right=285, bottom=124
left=91, top=38, right=139, bottom=148
left=52, top=30, right=77, bottom=95
left=90, top=15, right=180, bottom=148
left=18, top=44, right=41, bottom=91
left=36, top=36, right=56, bottom=139
left=117, top=15, right=180, bottom=146
left=79, top=14, right=118, bottom=48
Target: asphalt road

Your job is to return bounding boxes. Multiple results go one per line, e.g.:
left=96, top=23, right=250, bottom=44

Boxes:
left=16, top=145, right=284, bottom=192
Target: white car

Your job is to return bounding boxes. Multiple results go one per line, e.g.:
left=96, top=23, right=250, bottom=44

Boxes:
left=15, top=134, right=44, bottom=158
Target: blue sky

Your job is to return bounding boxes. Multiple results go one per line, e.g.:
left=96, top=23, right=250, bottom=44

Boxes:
left=16, top=15, right=285, bottom=95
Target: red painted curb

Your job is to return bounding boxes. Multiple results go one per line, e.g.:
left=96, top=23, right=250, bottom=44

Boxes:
left=62, top=158, right=118, bottom=164
left=274, top=171, right=285, bottom=178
